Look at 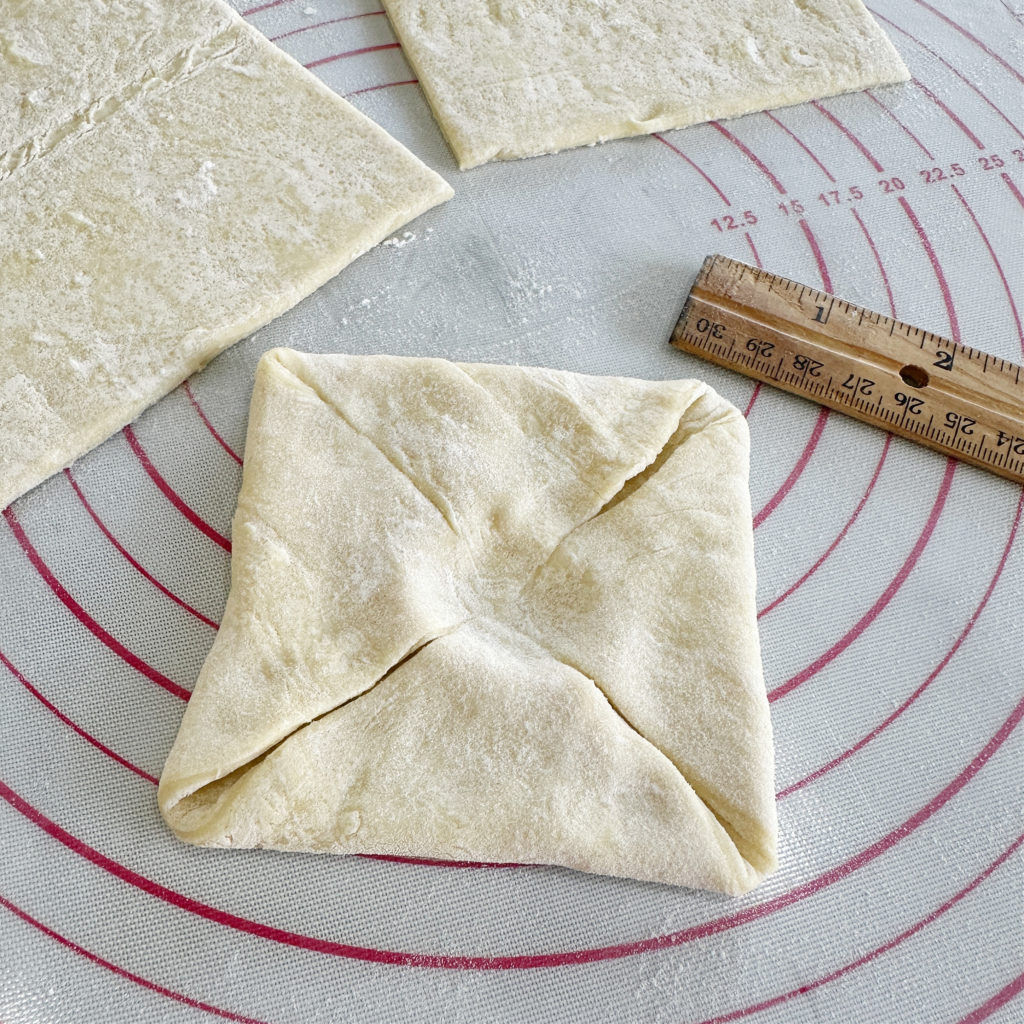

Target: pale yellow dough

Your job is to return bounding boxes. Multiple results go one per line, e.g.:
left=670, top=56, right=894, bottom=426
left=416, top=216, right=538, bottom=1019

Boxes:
left=381, top=0, right=910, bottom=168
left=0, top=0, right=452, bottom=510
left=159, top=349, right=777, bottom=894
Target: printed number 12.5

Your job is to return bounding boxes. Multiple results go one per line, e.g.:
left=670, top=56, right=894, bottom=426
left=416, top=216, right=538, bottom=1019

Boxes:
left=711, top=211, right=757, bottom=231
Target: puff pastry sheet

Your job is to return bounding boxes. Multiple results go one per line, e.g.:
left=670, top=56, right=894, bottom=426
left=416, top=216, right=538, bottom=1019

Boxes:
left=381, top=0, right=910, bottom=168
left=0, top=0, right=452, bottom=510
left=159, top=349, right=777, bottom=894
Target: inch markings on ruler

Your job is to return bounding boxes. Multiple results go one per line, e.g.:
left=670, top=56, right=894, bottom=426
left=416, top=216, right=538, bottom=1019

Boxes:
left=672, top=254, right=1024, bottom=485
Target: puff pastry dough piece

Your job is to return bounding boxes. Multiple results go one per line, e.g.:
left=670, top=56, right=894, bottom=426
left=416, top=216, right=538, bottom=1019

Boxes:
left=381, top=0, right=909, bottom=168
left=0, top=0, right=452, bottom=510
left=159, top=349, right=777, bottom=894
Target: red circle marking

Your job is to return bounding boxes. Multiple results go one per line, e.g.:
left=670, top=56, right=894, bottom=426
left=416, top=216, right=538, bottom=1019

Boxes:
left=695, top=833, right=1024, bottom=1023
left=653, top=134, right=731, bottom=205
left=2, top=508, right=191, bottom=703
left=742, top=383, right=762, bottom=419
left=958, top=972, right=1024, bottom=1023
left=896, top=196, right=962, bottom=343
left=304, top=42, right=400, bottom=71
left=761, top=111, right=836, bottom=182
left=796, top=217, right=835, bottom=291
left=752, top=406, right=829, bottom=530
left=743, top=231, right=762, bottom=269
left=912, top=78, right=985, bottom=150
left=909, top=0, right=1024, bottom=86
left=850, top=207, right=897, bottom=319
left=768, top=458, right=955, bottom=703
left=0, top=892, right=267, bottom=1024
left=123, top=425, right=232, bottom=553
left=870, top=11, right=1024, bottom=142
left=242, top=0, right=290, bottom=15
left=950, top=184, right=1024, bottom=358
left=759, top=436, right=891, bottom=619
left=810, top=100, right=884, bottom=173
left=1, top=690, right=1020, bottom=970
left=1001, top=173, right=1024, bottom=210
left=0, top=650, right=159, bottom=785
left=270, top=10, right=386, bottom=43
left=863, top=90, right=934, bottom=160
left=183, top=382, right=243, bottom=467
left=346, top=79, right=419, bottom=98
left=65, top=469, right=219, bottom=631
left=709, top=122, right=786, bottom=194
left=777, top=485, right=1023, bottom=797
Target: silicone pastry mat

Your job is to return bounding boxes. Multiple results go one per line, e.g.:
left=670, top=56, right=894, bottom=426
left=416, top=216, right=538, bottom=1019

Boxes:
left=1, top=2, right=1021, bottom=1021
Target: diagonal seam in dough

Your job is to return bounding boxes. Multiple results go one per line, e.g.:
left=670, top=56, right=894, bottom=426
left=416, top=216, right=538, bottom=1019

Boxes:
left=204, top=609, right=760, bottom=874
left=184, top=620, right=471, bottom=806
left=516, top=394, right=729, bottom=598
left=508, top=628, right=761, bottom=873
left=0, top=22, right=242, bottom=181
left=161, top=357, right=772, bottom=888
left=276, top=355, right=460, bottom=536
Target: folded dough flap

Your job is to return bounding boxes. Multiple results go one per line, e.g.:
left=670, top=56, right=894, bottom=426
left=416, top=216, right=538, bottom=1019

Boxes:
left=163, top=619, right=764, bottom=895
left=160, top=350, right=774, bottom=891
left=158, top=350, right=470, bottom=816
left=264, top=349, right=712, bottom=586
left=522, top=394, right=777, bottom=875
left=160, top=349, right=705, bottom=806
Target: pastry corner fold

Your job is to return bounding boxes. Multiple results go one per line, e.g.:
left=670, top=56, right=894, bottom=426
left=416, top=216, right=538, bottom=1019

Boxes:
left=160, top=349, right=776, bottom=894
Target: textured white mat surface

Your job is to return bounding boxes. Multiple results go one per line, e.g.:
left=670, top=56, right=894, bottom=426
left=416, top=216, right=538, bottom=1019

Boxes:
left=1, top=1, right=1021, bottom=1021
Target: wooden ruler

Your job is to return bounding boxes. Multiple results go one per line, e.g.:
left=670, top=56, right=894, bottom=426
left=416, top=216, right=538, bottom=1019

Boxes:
left=672, top=254, right=1024, bottom=485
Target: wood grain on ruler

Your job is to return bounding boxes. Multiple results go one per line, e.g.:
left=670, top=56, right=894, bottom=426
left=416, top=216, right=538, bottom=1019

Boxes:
left=672, top=255, right=1024, bottom=485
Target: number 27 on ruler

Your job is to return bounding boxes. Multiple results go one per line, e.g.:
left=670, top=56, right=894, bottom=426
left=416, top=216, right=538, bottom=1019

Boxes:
left=672, top=255, right=1024, bottom=485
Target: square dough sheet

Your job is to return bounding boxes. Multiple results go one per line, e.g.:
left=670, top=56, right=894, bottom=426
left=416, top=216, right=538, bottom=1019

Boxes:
left=158, top=349, right=777, bottom=895
left=382, top=0, right=910, bottom=168
left=0, top=0, right=452, bottom=510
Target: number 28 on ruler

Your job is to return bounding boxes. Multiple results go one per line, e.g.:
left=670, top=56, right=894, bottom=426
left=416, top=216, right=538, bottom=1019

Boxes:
left=673, top=255, right=1024, bottom=485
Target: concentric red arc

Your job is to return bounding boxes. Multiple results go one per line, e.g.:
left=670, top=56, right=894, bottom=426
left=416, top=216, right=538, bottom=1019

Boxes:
left=123, top=426, right=232, bottom=553
left=768, top=459, right=955, bottom=703
left=65, top=468, right=219, bottom=631
left=0, top=650, right=159, bottom=785
left=695, top=832, right=1024, bottom=1023
left=869, top=10, right=1024, bottom=141
left=0, top=893, right=267, bottom=1024
left=1, top=688, right=1019, bottom=970
left=958, top=972, right=1024, bottom=1023
left=777, top=485, right=1023, bottom=797
left=183, top=381, right=243, bottom=466
left=2, top=508, right=191, bottom=703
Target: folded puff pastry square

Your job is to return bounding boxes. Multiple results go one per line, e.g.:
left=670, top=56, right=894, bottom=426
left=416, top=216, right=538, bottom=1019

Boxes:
left=381, top=0, right=909, bottom=168
left=0, top=0, right=451, bottom=510
left=158, top=349, right=777, bottom=894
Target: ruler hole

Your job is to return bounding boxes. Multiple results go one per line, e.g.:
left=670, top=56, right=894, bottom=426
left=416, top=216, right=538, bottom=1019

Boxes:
left=899, top=364, right=929, bottom=389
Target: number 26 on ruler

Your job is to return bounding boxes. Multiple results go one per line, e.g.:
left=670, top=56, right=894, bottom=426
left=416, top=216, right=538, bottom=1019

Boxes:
left=710, top=211, right=757, bottom=231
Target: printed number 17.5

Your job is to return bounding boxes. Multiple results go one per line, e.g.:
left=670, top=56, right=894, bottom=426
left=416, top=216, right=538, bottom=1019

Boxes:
left=711, top=211, right=757, bottom=231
